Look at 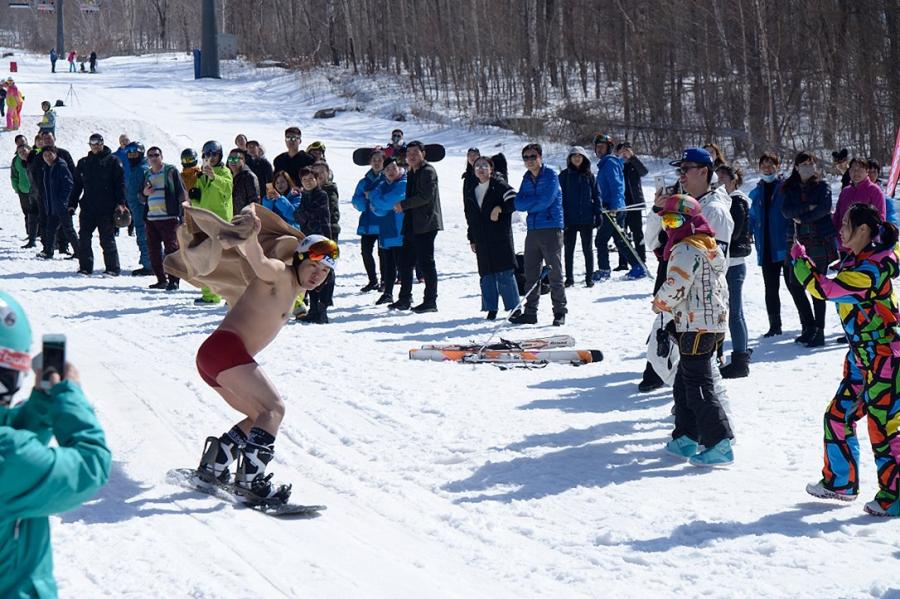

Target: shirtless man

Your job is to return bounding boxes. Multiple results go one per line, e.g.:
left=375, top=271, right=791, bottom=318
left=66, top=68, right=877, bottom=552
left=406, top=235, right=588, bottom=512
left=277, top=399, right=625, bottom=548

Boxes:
left=196, top=205, right=336, bottom=502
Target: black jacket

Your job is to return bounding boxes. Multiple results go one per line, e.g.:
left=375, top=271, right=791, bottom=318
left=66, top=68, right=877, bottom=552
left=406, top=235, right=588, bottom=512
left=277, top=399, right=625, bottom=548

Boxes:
left=27, top=146, right=75, bottom=203
left=464, top=175, right=517, bottom=276
left=273, top=150, right=314, bottom=183
left=294, top=187, right=331, bottom=238
left=246, top=156, right=273, bottom=197
left=400, top=162, right=443, bottom=235
left=622, top=156, right=648, bottom=207
left=231, top=166, right=260, bottom=214
left=69, top=146, right=125, bottom=214
left=321, top=181, right=341, bottom=240
left=728, top=191, right=752, bottom=259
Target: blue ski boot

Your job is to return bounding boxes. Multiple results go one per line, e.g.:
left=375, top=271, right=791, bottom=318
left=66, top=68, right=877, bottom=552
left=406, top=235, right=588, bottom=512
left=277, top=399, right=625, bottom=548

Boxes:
left=689, top=438, right=734, bottom=467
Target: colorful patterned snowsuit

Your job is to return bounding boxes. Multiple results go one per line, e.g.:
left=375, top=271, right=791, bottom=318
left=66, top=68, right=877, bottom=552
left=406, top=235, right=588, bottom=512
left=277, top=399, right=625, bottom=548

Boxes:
left=794, top=245, right=900, bottom=515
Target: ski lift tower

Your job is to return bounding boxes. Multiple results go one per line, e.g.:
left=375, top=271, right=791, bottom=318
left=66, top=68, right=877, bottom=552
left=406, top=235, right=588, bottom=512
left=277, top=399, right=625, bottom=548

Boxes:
left=200, top=0, right=220, bottom=79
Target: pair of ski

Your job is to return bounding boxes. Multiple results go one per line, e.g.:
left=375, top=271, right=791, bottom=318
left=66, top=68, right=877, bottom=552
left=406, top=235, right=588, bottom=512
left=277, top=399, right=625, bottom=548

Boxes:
left=409, top=335, right=603, bottom=366
left=166, top=468, right=325, bottom=517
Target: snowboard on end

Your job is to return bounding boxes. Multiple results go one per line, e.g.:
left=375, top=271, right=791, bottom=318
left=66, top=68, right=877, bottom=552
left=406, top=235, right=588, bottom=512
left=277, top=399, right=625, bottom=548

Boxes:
left=166, top=467, right=326, bottom=517
left=352, top=143, right=445, bottom=166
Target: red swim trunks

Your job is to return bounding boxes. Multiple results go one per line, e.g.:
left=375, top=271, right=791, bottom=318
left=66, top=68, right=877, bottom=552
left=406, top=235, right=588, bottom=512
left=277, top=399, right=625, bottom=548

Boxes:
left=196, top=329, right=256, bottom=388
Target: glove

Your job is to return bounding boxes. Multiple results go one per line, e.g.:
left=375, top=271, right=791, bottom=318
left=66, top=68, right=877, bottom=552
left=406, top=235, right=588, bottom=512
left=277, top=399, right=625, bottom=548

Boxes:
left=188, top=187, right=201, bottom=201
left=790, top=242, right=808, bottom=260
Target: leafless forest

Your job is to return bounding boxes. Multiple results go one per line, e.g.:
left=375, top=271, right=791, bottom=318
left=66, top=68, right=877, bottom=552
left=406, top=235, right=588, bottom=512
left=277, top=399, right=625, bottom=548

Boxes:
left=2, top=0, right=899, bottom=162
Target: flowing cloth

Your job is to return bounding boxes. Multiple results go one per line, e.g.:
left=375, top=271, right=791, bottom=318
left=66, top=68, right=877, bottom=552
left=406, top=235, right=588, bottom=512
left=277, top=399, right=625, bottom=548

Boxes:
left=164, top=204, right=304, bottom=306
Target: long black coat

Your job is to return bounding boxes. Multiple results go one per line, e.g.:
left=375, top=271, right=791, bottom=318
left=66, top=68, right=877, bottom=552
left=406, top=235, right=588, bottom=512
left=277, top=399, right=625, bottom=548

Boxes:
left=464, top=175, right=517, bottom=276
left=400, top=162, right=443, bottom=235
left=622, top=155, right=648, bottom=207
left=69, top=146, right=125, bottom=214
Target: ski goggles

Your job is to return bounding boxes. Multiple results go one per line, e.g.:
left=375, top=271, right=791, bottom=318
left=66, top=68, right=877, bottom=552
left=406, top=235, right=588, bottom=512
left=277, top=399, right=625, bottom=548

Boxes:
left=226, top=155, right=243, bottom=164
left=660, top=213, right=687, bottom=229
left=301, top=239, right=339, bottom=266
left=0, top=347, right=31, bottom=372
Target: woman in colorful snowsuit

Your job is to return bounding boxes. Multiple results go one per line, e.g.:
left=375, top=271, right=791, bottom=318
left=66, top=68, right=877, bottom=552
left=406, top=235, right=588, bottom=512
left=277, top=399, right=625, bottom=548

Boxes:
left=5, top=79, right=23, bottom=130
left=652, top=194, right=734, bottom=467
left=796, top=203, right=900, bottom=517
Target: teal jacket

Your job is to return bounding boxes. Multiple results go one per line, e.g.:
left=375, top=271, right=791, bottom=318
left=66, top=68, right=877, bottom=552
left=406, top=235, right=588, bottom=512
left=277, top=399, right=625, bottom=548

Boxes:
left=0, top=381, right=111, bottom=598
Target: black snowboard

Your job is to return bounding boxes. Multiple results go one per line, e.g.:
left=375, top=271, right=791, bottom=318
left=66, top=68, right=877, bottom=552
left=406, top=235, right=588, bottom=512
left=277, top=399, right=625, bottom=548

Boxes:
left=166, top=467, right=326, bottom=517
left=352, top=143, right=446, bottom=166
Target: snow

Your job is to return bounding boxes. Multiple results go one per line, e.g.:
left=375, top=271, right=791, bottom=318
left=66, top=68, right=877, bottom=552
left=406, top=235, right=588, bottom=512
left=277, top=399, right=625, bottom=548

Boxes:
left=2, top=51, right=899, bottom=599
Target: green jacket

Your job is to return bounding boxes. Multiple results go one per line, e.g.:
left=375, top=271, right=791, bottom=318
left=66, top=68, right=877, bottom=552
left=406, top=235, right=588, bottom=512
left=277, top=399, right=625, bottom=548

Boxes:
left=195, top=164, right=234, bottom=221
left=0, top=381, right=111, bottom=599
left=11, top=154, right=31, bottom=194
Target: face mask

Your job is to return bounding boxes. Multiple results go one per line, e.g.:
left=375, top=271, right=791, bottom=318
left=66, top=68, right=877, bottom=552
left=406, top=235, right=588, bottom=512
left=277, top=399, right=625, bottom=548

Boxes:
left=760, top=173, right=776, bottom=183
left=797, top=164, right=816, bottom=180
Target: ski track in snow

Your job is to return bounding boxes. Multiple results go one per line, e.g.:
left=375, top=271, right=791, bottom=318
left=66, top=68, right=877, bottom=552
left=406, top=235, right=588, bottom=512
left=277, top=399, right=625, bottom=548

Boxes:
left=1, top=51, right=898, bottom=599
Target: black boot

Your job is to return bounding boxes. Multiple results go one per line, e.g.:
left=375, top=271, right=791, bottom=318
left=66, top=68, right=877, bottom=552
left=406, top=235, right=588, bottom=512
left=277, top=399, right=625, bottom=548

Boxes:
left=805, top=328, right=825, bottom=347
left=720, top=352, right=750, bottom=379
left=763, top=313, right=782, bottom=337
left=638, top=362, right=665, bottom=392
left=795, top=325, right=815, bottom=344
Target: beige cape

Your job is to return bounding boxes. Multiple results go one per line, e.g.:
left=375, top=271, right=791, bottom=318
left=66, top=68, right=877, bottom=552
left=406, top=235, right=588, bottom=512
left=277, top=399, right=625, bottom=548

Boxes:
left=163, top=204, right=304, bottom=306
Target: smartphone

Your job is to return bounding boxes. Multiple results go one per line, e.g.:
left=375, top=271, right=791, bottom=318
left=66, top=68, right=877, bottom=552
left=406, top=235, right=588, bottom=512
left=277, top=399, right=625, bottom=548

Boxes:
left=202, top=157, right=211, bottom=169
left=654, top=175, right=666, bottom=192
left=41, top=334, right=66, bottom=390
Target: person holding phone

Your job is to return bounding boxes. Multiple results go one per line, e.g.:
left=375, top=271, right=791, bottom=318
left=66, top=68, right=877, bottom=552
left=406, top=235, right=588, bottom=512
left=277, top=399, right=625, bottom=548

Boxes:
left=192, top=141, right=234, bottom=305
left=0, top=290, right=111, bottom=598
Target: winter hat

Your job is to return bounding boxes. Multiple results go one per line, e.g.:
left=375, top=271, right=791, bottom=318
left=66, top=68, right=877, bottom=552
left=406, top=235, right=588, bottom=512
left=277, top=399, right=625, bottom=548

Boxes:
left=382, top=157, right=397, bottom=168
left=660, top=194, right=701, bottom=217
left=669, top=147, right=714, bottom=168
left=568, top=146, right=591, bottom=160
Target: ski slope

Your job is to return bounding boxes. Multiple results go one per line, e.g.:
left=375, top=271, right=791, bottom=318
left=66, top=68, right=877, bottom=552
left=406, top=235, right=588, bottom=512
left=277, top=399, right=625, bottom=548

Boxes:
left=1, top=51, right=898, bottom=599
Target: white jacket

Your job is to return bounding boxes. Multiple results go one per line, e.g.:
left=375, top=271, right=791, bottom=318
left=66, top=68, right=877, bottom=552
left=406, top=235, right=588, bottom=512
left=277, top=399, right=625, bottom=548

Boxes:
left=652, top=235, right=729, bottom=333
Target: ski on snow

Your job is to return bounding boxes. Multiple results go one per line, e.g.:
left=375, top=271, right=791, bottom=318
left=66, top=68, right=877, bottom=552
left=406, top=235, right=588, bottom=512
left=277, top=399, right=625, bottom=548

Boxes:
left=166, top=468, right=326, bottom=517
left=419, top=335, right=576, bottom=352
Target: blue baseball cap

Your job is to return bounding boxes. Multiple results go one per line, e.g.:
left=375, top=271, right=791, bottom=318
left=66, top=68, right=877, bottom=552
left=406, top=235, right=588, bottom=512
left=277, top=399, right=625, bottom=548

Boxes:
left=669, top=147, right=714, bottom=168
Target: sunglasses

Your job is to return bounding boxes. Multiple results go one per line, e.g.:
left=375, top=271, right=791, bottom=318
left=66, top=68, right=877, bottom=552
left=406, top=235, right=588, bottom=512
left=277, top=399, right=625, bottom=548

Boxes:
left=89, top=140, right=103, bottom=146
left=181, top=160, right=197, bottom=166
left=474, top=164, right=491, bottom=171
left=285, top=135, right=301, bottom=142
left=147, top=152, right=161, bottom=158
left=226, top=156, right=242, bottom=163
left=661, top=213, right=687, bottom=229
left=304, top=238, right=340, bottom=261
left=676, top=165, right=702, bottom=176
left=522, top=154, right=539, bottom=162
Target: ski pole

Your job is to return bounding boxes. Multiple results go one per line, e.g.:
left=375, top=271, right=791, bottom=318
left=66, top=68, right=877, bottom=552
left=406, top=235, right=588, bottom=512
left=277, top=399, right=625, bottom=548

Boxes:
left=477, top=265, right=552, bottom=356
left=602, top=210, right=649, bottom=273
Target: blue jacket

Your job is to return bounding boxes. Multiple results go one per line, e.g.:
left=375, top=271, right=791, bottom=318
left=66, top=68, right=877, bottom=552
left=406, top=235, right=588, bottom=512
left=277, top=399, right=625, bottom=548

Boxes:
left=886, top=194, right=898, bottom=225
left=559, top=167, right=600, bottom=227
left=369, top=174, right=407, bottom=249
left=351, top=169, right=383, bottom=236
left=748, top=179, right=789, bottom=266
left=42, top=159, right=74, bottom=217
left=113, top=146, right=133, bottom=194
left=596, top=154, right=625, bottom=211
left=515, top=166, right=564, bottom=230
left=262, top=192, right=301, bottom=229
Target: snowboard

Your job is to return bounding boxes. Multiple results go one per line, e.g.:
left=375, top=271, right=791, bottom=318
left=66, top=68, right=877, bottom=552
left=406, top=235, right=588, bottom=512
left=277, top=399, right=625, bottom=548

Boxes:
left=419, top=335, right=576, bottom=352
left=166, top=468, right=326, bottom=517
left=352, top=143, right=446, bottom=166
left=409, top=348, right=603, bottom=365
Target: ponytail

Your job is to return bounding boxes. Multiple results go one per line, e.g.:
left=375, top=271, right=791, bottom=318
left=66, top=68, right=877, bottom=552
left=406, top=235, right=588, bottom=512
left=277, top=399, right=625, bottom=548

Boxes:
left=880, top=222, right=899, bottom=248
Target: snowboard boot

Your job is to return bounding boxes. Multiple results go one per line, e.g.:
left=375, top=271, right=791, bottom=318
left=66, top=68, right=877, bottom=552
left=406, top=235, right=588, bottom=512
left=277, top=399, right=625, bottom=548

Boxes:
left=235, top=429, right=292, bottom=505
left=197, top=429, right=244, bottom=483
left=552, top=312, right=566, bottom=326
left=720, top=352, right=750, bottom=379
left=805, top=327, right=825, bottom=347
left=763, top=313, right=782, bottom=338
left=638, top=362, right=664, bottom=393
left=509, top=311, right=537, bottom=325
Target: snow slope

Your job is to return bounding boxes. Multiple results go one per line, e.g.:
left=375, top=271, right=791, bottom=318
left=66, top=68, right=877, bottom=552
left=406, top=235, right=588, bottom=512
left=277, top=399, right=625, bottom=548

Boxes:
left=1, top=52, right=898, bottom=599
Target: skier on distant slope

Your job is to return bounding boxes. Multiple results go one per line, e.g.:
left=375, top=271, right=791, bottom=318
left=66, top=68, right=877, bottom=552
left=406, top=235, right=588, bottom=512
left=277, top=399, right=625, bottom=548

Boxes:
left=165, top=204, right=336, bottom=504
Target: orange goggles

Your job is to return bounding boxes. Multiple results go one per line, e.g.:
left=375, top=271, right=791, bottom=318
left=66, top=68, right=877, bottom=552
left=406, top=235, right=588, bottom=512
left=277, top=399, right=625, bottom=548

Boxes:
left=661, top=213, right=687, bottom=229
left=304, top=239, right=339, bottom=262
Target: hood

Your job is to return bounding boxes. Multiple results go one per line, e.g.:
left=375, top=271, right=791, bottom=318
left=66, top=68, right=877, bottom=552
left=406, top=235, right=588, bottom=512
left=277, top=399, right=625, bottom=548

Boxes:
left=700, top=184, right=732, bottom=211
